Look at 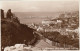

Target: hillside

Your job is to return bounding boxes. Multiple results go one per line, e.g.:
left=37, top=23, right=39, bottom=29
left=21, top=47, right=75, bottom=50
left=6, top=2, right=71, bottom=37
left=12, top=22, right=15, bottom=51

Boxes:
left=1, top=19, right=35, bottom=50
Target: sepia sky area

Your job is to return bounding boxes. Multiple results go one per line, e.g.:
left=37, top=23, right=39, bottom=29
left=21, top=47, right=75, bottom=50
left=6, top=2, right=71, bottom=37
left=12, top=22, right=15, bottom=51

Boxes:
left=0, top=0, right=79, bottom=12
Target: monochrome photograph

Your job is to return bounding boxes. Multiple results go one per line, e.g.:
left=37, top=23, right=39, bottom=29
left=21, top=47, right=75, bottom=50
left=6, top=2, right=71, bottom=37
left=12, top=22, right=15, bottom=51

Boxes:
left=0, top=0, right=79, bottom=51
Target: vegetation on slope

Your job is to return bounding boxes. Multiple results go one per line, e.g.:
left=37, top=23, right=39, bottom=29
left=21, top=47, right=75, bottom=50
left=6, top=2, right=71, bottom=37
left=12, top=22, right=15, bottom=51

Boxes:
left=1, top=19, right=35, bottom=49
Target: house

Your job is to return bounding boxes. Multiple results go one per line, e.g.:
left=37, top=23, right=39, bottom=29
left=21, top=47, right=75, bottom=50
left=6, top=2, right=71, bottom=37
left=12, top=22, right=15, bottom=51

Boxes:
left=37, top=26, right=44, bottom=32
left=66, top=28, right=79, bottom=33
left=57, top=20, right=62, bottom=23
left=42, top=20, right=57, bottom=26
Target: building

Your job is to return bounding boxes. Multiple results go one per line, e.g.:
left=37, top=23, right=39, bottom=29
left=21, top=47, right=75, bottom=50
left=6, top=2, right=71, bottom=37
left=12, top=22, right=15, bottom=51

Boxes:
left=42, top=20, right=57, bottom=26
left=37, top=26, right=44, bottom=32
left=66, top=28, right=79, bottom=33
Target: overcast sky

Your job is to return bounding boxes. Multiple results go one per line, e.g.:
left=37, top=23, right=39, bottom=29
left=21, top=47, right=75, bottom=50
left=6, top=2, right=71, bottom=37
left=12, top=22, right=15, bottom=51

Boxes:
left=0, top=0, right=79, bottom=12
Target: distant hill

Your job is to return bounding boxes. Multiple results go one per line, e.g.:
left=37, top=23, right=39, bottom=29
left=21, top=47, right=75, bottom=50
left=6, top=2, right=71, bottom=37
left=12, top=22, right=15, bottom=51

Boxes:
left=14, top=12, right=61, bottom=18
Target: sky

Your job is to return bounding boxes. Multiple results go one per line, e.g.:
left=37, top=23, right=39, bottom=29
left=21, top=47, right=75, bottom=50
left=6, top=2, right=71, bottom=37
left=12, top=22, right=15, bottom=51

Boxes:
left=0, top=0, right=79, bottom=12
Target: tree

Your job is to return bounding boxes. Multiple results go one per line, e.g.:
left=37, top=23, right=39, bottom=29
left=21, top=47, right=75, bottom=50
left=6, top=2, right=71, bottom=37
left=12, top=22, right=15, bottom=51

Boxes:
left=67, top=39, right=79, bottom=49
left=44, top=31, right=61, bottom=46
left=59, top=14, right=65, bottom=18
left=6, top=9, right=13, bottom=19
left=1, top=9, right=4, bottom=19
left=58, top=35, right=70, bottom=49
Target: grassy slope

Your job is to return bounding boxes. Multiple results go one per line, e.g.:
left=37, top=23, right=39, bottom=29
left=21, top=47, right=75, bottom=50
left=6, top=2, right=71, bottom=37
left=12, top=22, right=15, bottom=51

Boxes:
left=1, top=19, right=34, bottom=49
